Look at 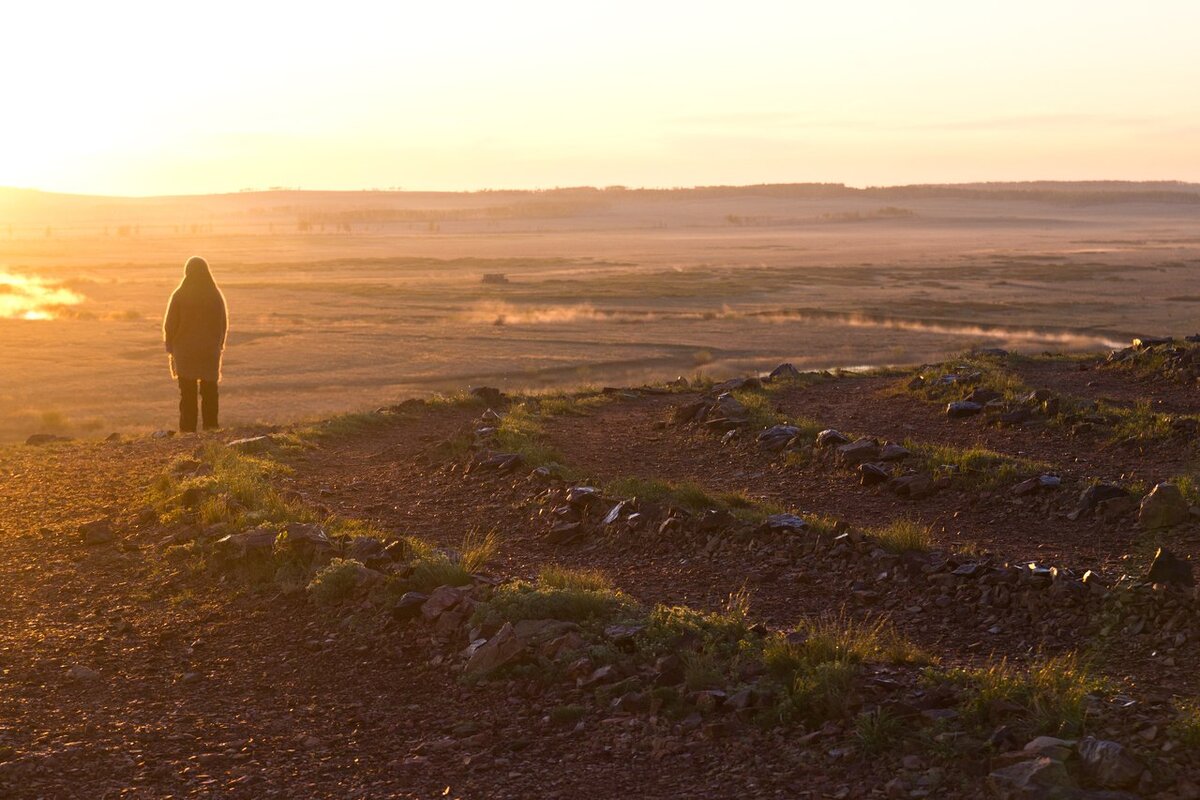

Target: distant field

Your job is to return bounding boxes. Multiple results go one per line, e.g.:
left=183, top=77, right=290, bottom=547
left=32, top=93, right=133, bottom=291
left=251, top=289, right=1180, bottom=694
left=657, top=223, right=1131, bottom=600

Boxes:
left=1, top=184, right=1198, bottom=442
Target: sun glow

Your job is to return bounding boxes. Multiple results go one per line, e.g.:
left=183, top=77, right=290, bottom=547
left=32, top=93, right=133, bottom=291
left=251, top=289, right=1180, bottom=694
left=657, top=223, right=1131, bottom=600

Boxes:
left=0, top=272, right=85, bottom=321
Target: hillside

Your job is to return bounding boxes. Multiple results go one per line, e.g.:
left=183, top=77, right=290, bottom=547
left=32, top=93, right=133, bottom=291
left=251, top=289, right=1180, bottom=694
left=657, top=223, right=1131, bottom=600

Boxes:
left=2, top=340, right=1200, bottom=798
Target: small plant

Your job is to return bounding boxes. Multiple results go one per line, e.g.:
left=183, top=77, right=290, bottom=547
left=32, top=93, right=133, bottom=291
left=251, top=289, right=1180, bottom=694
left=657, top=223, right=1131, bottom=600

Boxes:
left=935, top=653, right=1098, bottom=737
left=494, top=403, right=566, bottom=468
left=474, top=566, right=634, bottom=626
left=307, top=558, right=366, bottom=606
left=1170, top=701, right=1200, bottom=748
left=854, top=708, right=904, bottom=755
left=906, top=440, right=1048, bottom=490
left=871, top=519, right=933, bottom=554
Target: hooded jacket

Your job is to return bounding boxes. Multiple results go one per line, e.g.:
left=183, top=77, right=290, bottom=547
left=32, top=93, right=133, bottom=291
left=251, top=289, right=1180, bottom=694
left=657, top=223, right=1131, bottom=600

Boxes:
left=163, top=257, right=228, bottom=382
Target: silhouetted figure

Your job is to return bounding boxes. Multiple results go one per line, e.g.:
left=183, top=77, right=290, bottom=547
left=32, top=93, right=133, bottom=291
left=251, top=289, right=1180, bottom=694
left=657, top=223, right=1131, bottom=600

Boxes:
left=163, top=256, right=228, bottom=432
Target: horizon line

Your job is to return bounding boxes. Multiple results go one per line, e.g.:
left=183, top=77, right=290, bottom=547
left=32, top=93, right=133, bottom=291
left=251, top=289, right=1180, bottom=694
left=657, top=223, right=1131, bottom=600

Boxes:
left=3, top=178, right=1200, bottom=202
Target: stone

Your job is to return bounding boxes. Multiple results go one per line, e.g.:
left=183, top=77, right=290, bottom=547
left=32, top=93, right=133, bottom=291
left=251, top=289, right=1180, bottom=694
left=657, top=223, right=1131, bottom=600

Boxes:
left=227, top=435, right=277, bottom=455
left=422, top=585, right=470, bottom=620
left=946, top=400, right=983, bottom=419
left=151, top=429, right=175, bottom=439
left=464, top=623, right=525, bottom=676
left=513, top=619, right=578, bottom=645
left=391, top=591, right=429, bottom=621
left=565, top=486, right=601, bottom=508
left=673, top=400, right=708, bottom=425
left=25, top=433, right=68, bottom=446
left=547, top=522, right=585, bottom=545
left=859, top=463, right=890, bottom=486
left=889, top=473, right=934, bottom=499
left=600, top=501, right=626, bottom=526
left=757, top=425, right=801, bottom=452
left=1076, top=737, right=1144, bottom=790
left=79, top=518, right=115, bottom=546
left=345, top=536, right=387, bottom=565
left=964, top=387, right=1002, bottom=405
left=757, top=513, right=809, bottom=534
left=709, top=392, right=750, bottom=427
left=67, top=664, right=100, bottom=682
left=214, top=527, right=277, bottom=560
left=1138, top=483, right=1189, bottom=529
left=836, top=438, right=880, bottom=465
left=1078, top=484, right=1127, bottom=513
left=987, top=757, right=1075, bottom=797
left=1146, top=547, right=1194, bottom=587
left=878, top=442, right=911, bottom=462
left=1023, top=736, right=1076, bottom=761
left=470, top=386, right=505, bottom=406
left=815, top=429, right=851, bottom=448
left=1013, top=475, right=1061, bottom=496
left=276, top=523, right=333, bottom=562
left=768, top=363, right=801, bottom=381
left=997, top=407, right=1034, bottom=426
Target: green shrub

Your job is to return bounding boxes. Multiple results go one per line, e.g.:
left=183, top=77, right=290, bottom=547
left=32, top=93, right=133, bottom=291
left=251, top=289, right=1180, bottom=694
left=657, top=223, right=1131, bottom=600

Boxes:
left=307, top=558, right=366, bottom=606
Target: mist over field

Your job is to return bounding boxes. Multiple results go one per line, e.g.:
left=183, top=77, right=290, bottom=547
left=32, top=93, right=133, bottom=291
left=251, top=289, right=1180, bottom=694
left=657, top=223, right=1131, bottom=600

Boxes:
left=1, top=181, right=1198, bottom=442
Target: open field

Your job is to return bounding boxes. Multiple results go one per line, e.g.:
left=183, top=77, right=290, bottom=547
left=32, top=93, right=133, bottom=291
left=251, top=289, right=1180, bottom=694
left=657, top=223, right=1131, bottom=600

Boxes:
left=2, top=182, right=1199, bottom=442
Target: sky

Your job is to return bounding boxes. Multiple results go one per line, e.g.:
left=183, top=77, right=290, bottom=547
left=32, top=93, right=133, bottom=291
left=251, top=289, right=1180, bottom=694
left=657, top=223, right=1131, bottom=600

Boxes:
left=3, top=0, right=1199, bottom=196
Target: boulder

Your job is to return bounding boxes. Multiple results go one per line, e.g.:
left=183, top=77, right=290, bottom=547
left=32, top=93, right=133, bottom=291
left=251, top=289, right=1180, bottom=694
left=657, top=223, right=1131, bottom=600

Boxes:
left=1138, top=483, right=1189, bottom=529
left=1076, top=738, right=1144, bottom=790
left=391, top=591, right=429, bottom=621
left=708, top=393, right=750, bottom=428
left=464, top=622, right=525, bottom=676
left=1146, top=547, right=1194, bottom=587
left=889, top=473, right=934, bottom=499
left=964, top=387, right=1002, bottom=405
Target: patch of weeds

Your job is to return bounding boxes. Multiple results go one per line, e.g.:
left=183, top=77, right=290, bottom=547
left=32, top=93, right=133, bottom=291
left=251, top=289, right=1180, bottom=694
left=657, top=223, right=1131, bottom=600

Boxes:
left=731, top=388, right=788, bottom=430
left=473, top=566, right=635, bottom=627
left=494, top=403, right=567, bottom=469
left=148, top=442, right=314, bottom=529
left=535, top=392, right=611, bottom=417
left=307, top=558, right=365, bottom=606
left=638, top=592, right=754, bottom=662
left=1103, top=400, right=1187, bottom=443
left=295, top=411, right=395, bottom=443
left=549, top=705, right=588, bottom=726
left=870, top=518, right=933, bottom=553
left=905, top=439, right=1049, bottom=489
left=426, top=390, right=488, bottom=410
left=855, top=708, right=905, bottom=755
left=932, top=653, right=1099, bottom=738
left=603, top=475, right=776, bottom=520
left=1169, top=700, right=1200, bottom=749
left=901, top=354, right=1030, bottom=404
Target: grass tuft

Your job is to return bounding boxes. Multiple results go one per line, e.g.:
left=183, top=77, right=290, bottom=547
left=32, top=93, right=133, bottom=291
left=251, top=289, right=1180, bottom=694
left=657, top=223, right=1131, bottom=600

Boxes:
left=870, top=518, right=933, bottom=553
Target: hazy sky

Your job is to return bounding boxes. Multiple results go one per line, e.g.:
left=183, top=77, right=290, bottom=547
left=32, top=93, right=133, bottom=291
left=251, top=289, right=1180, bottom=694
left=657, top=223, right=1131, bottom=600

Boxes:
left=4, top=0, right=1198, bottom=195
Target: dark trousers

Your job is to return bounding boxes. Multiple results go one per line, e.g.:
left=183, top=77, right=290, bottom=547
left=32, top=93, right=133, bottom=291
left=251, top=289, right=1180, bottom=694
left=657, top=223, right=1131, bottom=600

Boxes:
left=179, top=378, right=219, bottom=432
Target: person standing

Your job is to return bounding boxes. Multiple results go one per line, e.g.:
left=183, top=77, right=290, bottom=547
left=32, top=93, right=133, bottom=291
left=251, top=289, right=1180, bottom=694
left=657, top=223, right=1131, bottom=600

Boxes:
left=163, top=256, right=228, bottom=432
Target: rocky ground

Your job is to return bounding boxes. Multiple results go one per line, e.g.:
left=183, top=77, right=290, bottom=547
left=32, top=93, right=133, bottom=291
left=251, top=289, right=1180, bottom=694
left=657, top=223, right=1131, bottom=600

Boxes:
left=3, top=340, right=1200, bottom=798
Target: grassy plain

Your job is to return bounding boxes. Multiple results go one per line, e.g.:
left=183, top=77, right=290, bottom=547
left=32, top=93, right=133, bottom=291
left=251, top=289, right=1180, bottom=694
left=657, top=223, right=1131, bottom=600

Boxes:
left=1, top=184, right=1198, bottom=442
